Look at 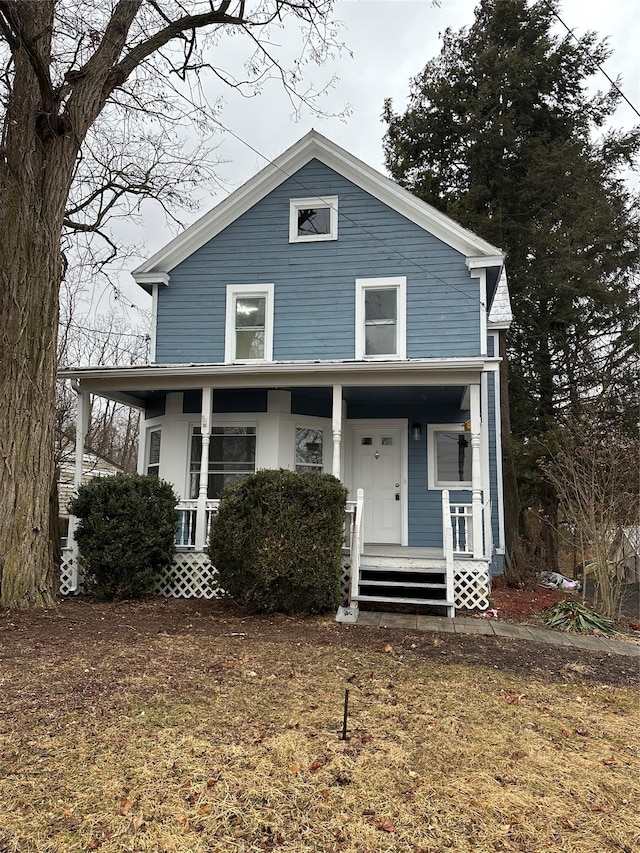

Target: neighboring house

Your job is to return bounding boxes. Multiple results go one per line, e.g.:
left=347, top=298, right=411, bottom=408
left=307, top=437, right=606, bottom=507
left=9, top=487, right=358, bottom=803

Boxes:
left=60, top=131, right=512, bottom=617
left=57, top=445, right=122, bottom=549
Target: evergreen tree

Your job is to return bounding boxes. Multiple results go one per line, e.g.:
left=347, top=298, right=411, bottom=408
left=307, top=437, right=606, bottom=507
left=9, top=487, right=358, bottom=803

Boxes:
left=383, top=0, right=640, bottom=566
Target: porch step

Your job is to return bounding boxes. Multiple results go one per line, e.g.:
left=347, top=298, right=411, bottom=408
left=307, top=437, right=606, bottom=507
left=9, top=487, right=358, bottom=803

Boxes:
left=361, top=554, right=446, bottom=570
left=360, top=564, right=445, bottom=577
left=358, top=579, right=447, bottom=590
left=352, top=594, right=455, bottom=608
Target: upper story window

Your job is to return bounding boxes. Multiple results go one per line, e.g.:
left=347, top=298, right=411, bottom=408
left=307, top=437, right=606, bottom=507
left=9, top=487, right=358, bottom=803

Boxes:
left=225, top=283, right=274, bottom=363
left=355, top=276, right=406, bottom=360
left=427, top=425, right=472, bottom=490
left=289, top=196, right=338, bottom=243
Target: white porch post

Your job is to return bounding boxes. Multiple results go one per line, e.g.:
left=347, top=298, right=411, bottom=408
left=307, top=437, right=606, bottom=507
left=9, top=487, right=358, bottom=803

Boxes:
left=69, top=380, right=89, bottom=589
left=332, top=384, right=343, bottom=479
left=470, top=383, right=483, bottom=559
left=195, top=387, right=213, bottom=550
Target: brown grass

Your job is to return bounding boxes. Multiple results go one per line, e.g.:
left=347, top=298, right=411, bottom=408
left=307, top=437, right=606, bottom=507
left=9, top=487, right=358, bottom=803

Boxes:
left=0, top=613, right=638, bottom=852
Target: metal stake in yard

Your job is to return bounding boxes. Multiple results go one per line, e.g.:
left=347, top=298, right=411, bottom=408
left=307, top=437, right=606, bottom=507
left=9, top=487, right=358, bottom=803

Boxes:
left=342, top=689, right=349, bottom=741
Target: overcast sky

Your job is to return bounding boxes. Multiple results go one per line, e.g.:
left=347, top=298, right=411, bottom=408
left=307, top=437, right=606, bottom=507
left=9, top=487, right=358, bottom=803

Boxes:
left=97, top=0, right=639, bottom=321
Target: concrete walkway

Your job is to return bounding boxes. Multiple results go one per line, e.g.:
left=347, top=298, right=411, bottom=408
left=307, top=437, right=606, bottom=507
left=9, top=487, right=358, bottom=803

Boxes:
left=357, top=611, right=640, bottom=658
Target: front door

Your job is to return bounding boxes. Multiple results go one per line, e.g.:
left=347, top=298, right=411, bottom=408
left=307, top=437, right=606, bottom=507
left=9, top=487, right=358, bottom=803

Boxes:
left=351, top=424, right=404, bottom=544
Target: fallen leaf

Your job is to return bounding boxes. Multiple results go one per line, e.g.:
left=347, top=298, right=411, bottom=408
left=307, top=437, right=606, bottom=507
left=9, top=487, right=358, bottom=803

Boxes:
left=370, top=817, right=395, bottom=833
left=561, top=730, right=571, bottom=738
left=198, top=804, right=213, bottom=816
left=119, top=797, right=134, bottom=816
left=602, top=756, right=619, bottom=766
left=320, top=789, right=329, bottom=800
left=384, top=644, right=394, bottom=653
left=131, top=815, right=145, bottom=832
left=361, top=734, right=373, bottom=743
left=562, top=817, right=577, bottom=830
left=309, top=760, right=323, bottom=772
left=362, top=808, right=376, bottom=816
left=288, top=764, right=300, bottom=773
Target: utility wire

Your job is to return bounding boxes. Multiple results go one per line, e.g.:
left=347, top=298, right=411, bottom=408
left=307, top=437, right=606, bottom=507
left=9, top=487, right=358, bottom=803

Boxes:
left=541, top=0, right=640, bottom=120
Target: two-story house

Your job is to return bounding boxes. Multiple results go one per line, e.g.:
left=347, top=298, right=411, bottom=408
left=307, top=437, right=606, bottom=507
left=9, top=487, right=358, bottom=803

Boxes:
left=60, top=130, right=512, bottom=618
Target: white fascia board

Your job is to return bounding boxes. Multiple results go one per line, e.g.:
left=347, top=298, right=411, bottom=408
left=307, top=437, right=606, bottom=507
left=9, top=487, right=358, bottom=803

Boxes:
left=132, top=130, right=504, bottom=282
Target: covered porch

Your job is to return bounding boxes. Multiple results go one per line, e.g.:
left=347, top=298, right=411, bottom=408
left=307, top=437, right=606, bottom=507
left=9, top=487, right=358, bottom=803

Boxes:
left=59, top=358, right=502, bottom=613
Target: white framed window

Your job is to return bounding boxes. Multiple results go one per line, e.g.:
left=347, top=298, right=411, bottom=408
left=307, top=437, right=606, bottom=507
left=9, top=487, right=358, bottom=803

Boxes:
left=295, top=426, right=324, bottom=473
left=355, top=276, right=406, bottom=359
left=146, top=429, right=161, bottom=477
left=189, top=425, right=257, bottom=499
left=428, top=424, right=472, bottom=490
left=289, top=196, right=338, bottom=243
left=225, top=283, right=274, bottom=363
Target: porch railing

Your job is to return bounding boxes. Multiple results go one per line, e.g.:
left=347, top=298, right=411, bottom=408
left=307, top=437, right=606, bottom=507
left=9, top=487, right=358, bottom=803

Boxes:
left=176, top=499, right=220, bottom=548
left=450, top=502, right=473, bottom=555
left=349, top=489, right=365, bottom=606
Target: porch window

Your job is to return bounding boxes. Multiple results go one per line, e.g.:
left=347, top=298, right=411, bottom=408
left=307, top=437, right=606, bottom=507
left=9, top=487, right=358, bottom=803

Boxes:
left=295, top=427, right=324, bottom=473
left=428, top=425, right=472, bottom=489
left=225, top=284, right=274, bottom=362
left=146, top=429, right=161, bottom=477
left=289, top=196, right=338, bottom=242
left=189, top=426, right=256, bottom=499
left=355, top=276, right=406, bottom=359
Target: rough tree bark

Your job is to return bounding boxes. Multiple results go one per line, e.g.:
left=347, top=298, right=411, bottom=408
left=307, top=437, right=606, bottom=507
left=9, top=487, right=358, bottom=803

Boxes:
left=1, top=0, right=326, bottom=607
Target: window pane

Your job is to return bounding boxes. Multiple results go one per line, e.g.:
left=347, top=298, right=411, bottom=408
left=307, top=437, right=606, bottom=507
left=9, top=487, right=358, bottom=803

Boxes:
left=296, top=427, right=323, bottom=471
left=436, top=432, right=471, bottom=483
left=148, top=431, right=161, bottom=465
left=381, top=436, right=393, bottom=446
left=297, top=207, right=330, bottom=236
left=361, top=437, right=372, bottom=445
left=235, top=329, right=264, bottom=359
left=190, top=426, right=256, bottom=499
left=235, top=296, right=265, bottom=328
left=365, top=289, right=396, bottom=322
left=365, top=323, right=397, bottom=356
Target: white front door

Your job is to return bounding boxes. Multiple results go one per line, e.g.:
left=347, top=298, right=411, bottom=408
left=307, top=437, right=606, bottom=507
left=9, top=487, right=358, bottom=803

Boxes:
left=351, top=423, right=405, bottom=544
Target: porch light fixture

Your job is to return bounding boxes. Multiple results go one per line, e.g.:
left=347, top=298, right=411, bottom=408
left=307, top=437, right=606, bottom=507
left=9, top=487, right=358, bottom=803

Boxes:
left=412, top=422, right=422, bottom=442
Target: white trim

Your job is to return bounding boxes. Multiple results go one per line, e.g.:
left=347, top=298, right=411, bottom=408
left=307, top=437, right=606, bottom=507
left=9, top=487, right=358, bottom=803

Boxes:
left=149, top=283, right=158, bottom=363
left=427, top=424, right=472, bottom=491
left=346, top=418, right=408, bottom=547
left=224, top=283, right=274, bottom=363
left=289, top=196, right=338, bottom=243
left=132, top=130, right=503, bottom=281
left=465, top=256, right=504, bottom=270
left=146, top=427, right=162, bottom=477
left=480, top=372, right=491, bottom=552
left=355, top=276, right=406, bottom=360
left=490, top=332, right=506, bottom=554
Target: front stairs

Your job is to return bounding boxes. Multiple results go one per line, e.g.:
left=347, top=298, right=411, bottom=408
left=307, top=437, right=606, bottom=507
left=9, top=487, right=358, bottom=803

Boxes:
left=351, top=547, right=455, bottom=617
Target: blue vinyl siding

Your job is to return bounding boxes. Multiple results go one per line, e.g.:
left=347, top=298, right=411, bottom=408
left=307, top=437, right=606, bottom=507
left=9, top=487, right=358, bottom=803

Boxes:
left=155, top=160, right=481, bottom=363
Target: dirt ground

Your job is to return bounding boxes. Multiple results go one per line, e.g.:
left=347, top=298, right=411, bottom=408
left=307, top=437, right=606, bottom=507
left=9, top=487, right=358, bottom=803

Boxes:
left=1, top=595, right=638, bottom=695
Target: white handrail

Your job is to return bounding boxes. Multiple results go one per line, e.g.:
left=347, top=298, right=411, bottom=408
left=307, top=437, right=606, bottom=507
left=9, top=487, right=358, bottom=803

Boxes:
left=442, top=490, right=455, bottom=612
left=349, top=488, right=365, bottom=606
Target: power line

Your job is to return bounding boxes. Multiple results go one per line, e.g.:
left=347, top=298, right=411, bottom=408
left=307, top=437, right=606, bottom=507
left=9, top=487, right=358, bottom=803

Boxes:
left=541, top=0, right=640, bottom=120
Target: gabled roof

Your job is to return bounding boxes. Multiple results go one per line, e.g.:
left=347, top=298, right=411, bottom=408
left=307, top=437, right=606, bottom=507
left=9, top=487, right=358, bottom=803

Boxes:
left=133, top=130, right=504, bottom=289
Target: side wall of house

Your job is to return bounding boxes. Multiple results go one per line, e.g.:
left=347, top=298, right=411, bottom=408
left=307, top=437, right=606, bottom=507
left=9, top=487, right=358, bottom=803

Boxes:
left=154, top=160, right=482, bottom=363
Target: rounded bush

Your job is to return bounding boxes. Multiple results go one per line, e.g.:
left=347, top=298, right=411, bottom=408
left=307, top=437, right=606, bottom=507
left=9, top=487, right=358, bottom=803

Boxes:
left=207, top=469, right=347, bottom=614
left=69, top=474, right=178, bottom=600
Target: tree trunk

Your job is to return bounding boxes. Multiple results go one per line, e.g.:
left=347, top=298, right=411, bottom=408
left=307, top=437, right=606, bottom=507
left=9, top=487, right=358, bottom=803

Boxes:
left=0, top=186, right=63, bottom=607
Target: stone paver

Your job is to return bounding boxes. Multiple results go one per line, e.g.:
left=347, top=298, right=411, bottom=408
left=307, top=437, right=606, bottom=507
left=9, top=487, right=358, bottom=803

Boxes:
left=353, top=611, right=639, bottom=658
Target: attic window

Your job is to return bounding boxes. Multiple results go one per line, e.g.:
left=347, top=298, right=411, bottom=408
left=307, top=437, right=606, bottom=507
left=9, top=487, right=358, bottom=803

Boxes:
left=289, top=196, right=338, bottom=243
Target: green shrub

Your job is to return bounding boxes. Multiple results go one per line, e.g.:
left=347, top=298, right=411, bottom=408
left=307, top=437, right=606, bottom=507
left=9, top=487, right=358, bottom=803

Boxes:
left=207, top=469, right=347, bottom=614
left=69, top=474, right=179, bottom=600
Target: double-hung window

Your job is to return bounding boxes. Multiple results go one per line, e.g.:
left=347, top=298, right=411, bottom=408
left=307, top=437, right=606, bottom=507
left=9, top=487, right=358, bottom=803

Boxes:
left=189, top=426, right=257, bottom=499
left=289, top=197, right=338, bottom=243
left=355, top=276, right=406, bottom=359
left=225, top=284, right=274, bottom=362
left=295, top=427, right=324, bottom=473
left=146, top=429, right=161, bottom=477
left=427, top=425, right=472, bottom=489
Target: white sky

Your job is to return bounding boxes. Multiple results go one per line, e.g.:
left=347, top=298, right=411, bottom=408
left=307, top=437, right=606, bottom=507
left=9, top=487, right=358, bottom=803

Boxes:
left=97, top=0, right=639, bottom=321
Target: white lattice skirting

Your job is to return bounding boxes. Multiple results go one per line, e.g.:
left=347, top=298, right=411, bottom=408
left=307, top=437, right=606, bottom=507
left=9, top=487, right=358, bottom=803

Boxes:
left=59, top=550, right=77, bottom=595
left=454, top=560, right=491, bottom=611
left=155, top=552, right=221, bottom=599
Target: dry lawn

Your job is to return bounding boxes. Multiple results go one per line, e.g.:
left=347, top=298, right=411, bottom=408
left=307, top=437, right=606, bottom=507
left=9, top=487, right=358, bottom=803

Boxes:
left=0, top=600, right=638, bottom=853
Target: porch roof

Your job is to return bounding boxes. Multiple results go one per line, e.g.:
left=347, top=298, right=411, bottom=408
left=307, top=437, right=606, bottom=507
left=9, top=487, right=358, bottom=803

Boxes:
left=58, top=357, right=500, bottom=409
